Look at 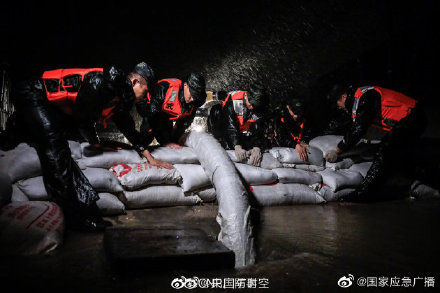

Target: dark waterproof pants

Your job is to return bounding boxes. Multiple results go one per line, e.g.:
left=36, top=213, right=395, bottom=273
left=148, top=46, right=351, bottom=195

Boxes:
left=357, top=104, right=427, bottom=198
left=11, top=80, right=99, bottom=220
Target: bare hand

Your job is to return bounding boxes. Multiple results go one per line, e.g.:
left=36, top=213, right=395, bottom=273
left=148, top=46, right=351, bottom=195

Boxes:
left=165, top=143, right=182, bottom=149
left=299, top=141, right=309, bottom=147
left=295, top=144, right=310, bottom=162
left=149, top=158, right=174, bottom=169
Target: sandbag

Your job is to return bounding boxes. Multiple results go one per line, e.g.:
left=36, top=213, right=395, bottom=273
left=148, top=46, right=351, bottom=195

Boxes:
left=272, top=168, right=322, bottom=185
left=16, top=176, right=50, bottom=201
left=110, top=163, right=181, bottom=190
left=0, top=201, right=64, bottom=255
left=68, top=140, right=82, bottom=160
left=82, top=168, right=124, bottom=193
left=235, top=163, right=278, bottom=185
left=410, top=181, right=440, bottom=199
left=151, top=147, right=199, bottom=164
left=309, top=135, right=343, bottom=157
left=196, top=188, right=217, bottom=203
left=0, top=143, right=41, bottom=182
left=78, top=143, right=144, bottom=169
left=318, top=169, right=364, bottom=191
left=326, top=158, right=354, bottom=170
left=173, top=164, right=211, bottom=193
left=269, top=146, right=324, bottom=166
left=319, top=185, right=356, bottom=201
left=227, top=151, right=282, bottom=169
left=0, top=172, right=12, bottom=207
left=185, top=131, right=255, bottom=268
left=96, top=193, right=126, bottom=215
left=11, top=185, right=29, bottom=202
left=288, top=164, right=326, bottom=172
left=250, top=183, right=325, bottom=206
left=121, top=186, right=202, bottom=209
left=348, top=162, right=373, bottom=178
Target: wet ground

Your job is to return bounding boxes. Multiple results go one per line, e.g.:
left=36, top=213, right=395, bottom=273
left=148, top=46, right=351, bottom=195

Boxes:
left=1, top=198, right=439, bottom=292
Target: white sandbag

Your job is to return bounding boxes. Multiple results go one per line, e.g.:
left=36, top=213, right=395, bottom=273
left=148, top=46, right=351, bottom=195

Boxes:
left=185, top=131, right=255, bottom=268
left=110, top=163, right=181, bottom=190
left=0, top=143, right=41, bottom=182
left=272, top=168, right=322, bottom=185
left=82, top=168, right=124, bottom=193
left=318, top=169, right=364, bottom=191
left=235, top=163, right=278, bottom=185
left=96, top=193, right=126, bottom=215
left=68, top=140, right=82, bottom=160
left=0, top=201, right=64, bottom=255
left=173, top=164, right=211, bottom=193
left=227, top=151, right=282, bottom=169
left=325, top=158, right=354, bottom=170
left=0, top=172, right=12, bottom=206
left=16, top=176, right=50, bottom=201
left=121, top=185, right=202, bottom=209
left=319, top=185, right=355, bottom=201
left=78, top=143, right=144, bottom=169
left=348, top=162, right=373, bottom=178
left=151, top=147, right=199, bottom=164
left=250, top=183, right=325, bottom=206
left=11, top=185, right=29, bottom=202
left=269, top=146, right=324, bottom=166
left=309, top=135, right=343, bottom=157
left=410, top=181, right=440, bottom=199
left=289, top=164, right=325, bottom=172
left=196, top=187, right=217, bottom=203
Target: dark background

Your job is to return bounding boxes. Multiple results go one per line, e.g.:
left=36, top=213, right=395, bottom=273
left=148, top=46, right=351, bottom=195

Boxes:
left=1, top=0, right=437, bottom=109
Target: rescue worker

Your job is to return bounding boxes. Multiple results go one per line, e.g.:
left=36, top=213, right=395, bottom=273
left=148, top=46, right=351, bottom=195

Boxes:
left=207, top=85, right=268, bottom=166
left=136, top=73, right=206, bottom=149
left=3, top=62, right=167, bottom=231
left=325, top=85, right=427, bottom=202
left=264, top=99, right=311, bottom=162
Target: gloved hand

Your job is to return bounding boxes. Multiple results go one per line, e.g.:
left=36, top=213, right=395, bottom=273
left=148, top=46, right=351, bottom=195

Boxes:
left=248, top=147, right=262, bottom=167
left=325, top=149, right=339, bottom=163
left=234, top=145, right=247, bottom=162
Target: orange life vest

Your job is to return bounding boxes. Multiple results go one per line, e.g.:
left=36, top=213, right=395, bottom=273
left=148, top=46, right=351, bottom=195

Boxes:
left=221, top=90, right=256, bottom=132
left=159, top=78, right=194, bottom=120
left=352, top=86, right=417, bottom=131
left=41, top=68, right=118, bottom=127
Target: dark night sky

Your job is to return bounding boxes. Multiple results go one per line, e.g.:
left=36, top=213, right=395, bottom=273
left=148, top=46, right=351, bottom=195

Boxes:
left=2, top=1, right=437, bottom=104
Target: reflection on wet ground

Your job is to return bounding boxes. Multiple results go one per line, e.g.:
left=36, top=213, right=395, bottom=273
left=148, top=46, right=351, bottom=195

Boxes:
left=1, top=199, right=439, bottom=292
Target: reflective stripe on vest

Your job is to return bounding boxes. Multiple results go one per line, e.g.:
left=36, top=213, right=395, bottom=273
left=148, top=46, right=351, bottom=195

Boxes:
left=352, top=86, right=417, bottom=131
left=159, top=78, right=194, bottom=120
left=221, top=90, right=255, bottom=132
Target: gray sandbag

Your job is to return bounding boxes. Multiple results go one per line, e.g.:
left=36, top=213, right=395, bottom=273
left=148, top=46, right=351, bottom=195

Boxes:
left=96, top=193, right=126, bottom=215
left=174, top=164, right=211, bottom=193
left=185, top=131, right=255, bottom=268
left=17, top=176, right=50, bottom=201
left=0, top=201, right=64, bottom=255
left=319, top=185, right=356, bottom=201
left=250, top=183, right=325, bottom=206
left=348, top=162, right=373, bottom=178
left=151, top=147, right=199, bottom=164
left=196, top=187, right=217, bottom=203
left=82, top=168, right=124, bottom=193
left=227, top=150, right=282, bottom=169
left=272, top=168, right=322, bottom=185
left=288, top=164, right=326, bottom=172
left=68, top=140, right=82, bottom=160
left=121, top=185, right=202, bottom=209
left=0, top=143, right=41, bottom=182
left=410, top=181, right=440, bottom=199
left=11, top=185, right=29, bottom=202
left=318, top=169, right=364, bottom=192
left=0, top=172, right=12, bottom=207
left=78, top=143, right=144, bottom=169
left=326, top=158, right=354, bottom=170
left=235, top=163, right=278, bottom=185
left=110, top=163, right=181, bottom=190
left=269, top=146, right=324, bottom=166
left=309, top=135, right=343, bottom=157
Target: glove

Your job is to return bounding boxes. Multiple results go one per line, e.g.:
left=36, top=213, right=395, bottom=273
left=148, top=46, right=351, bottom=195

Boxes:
left=248, top=147, right=262, bottom=167
left=234, top=145, right=247, bottom=162
left=325, top=149, right=339, bottom=163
